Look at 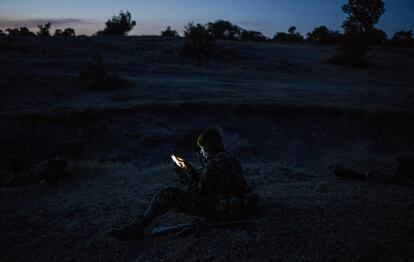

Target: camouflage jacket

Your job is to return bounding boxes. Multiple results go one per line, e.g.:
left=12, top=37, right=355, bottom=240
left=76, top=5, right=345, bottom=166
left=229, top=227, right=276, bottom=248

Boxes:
left=187, top=151, right=249, bottom=208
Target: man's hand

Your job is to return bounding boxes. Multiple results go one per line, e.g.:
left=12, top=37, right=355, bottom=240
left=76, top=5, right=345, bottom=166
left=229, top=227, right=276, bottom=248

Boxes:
left=176, top=156, right=191, bottom=171
left=172, top=155, right=198, bottom=181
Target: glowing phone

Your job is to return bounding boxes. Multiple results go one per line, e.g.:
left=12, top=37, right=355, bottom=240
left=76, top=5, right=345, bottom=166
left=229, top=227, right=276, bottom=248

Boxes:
left=171, top=155, right=184, bottom=168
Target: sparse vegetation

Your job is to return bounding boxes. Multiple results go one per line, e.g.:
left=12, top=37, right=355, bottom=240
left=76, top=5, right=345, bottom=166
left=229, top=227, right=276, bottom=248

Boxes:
left=54, top=28, right=76, bottom=37
left=180, top=22, right=215, bottom=59
left=206, top=20, right=242, bottom=40
left=37, top=22, right=51, bottom=37
left=306, top=26, right=342, bottom=45
left=97, top=10, right=136, bottom=36
left=273, top=26, right=304, bottom=42
left=161, top=26, right=179, bottom=37
left=6, top=27, right=36, bottom=37
left=79, top=56, right=130, bottom=90
left=332, top=0, right=385, bottom=66
left=0, top=36, right=16, bottom=51
left=389, top=30, right=413, bottom=48
left=240, top=30, right=267, bottom=42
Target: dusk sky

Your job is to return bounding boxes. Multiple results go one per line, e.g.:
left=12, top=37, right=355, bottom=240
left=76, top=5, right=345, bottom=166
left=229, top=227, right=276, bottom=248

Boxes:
left=0, top=0, right=413, bottom=37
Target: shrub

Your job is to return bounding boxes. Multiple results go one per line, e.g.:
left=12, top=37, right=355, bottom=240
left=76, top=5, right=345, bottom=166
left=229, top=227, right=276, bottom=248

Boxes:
left=389, top=30, right=413, bottom=48
left=0, top=37, right=16, bottom=51
left=161, top=26, right=179, bottom=37
left=333, top=0, right=385, bottom=66
left=272, top=26, right=304, bottom=42
left=180, top=22, right=215, bottom=59
left=6, top=27, right=36, bottom=37
left=306, top=26, right=342, bottom=45
left=97, top=10, right=136, bottom=36
left=79, top=56, right=129, bottom=90
left=240, top=30, right=267, bottom=42
left=206, top=20, right=242, bottom=40
left=370, top=28, right=387, bottom=46
left=55, top=28, right=76, bottom=37
left=37, top=22, right=51, bottom=37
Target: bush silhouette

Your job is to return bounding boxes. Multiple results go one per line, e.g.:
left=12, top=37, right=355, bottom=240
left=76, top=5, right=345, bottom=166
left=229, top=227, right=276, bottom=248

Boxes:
left=5, top=27, right=36, bottom=37
left=55, top=28, right=76, bottom=37
left=160, top=26, right=178, bottom=37
left=306, top=26, right=342, bottom=45
left=240, top=30, right=267, bottom=42
left=180, top=22, right=215, bottom=59
left=370, top=28, right=387, bottom=46
left=273, top=26, right=304, bottom=42
left=206, top=20, right=242, bottom=40
left=37, top=22, right=51, bottom=37
left=333, top=0, right=385, bottom=66
left=389, top=30, right=413, bottom=47
left=97, top=11, right=136, bottom=36
left=79, top=56, right=130, bottom=90
left=0, top=36, right=16, bottom=50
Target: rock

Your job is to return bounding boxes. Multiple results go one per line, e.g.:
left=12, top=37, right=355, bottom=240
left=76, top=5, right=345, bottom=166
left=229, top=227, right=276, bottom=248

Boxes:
left=34, top=158, right=67, bottom=185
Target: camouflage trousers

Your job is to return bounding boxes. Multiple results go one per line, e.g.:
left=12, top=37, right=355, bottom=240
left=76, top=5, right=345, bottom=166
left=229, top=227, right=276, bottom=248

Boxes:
left=142, top=187, right=259, bottom=222
left=142, top=187, right=199, bottom=222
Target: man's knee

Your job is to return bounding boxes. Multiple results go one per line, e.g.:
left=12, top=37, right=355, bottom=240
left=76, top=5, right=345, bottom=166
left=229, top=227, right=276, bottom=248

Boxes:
left=153, top=187, right=186, bottom=207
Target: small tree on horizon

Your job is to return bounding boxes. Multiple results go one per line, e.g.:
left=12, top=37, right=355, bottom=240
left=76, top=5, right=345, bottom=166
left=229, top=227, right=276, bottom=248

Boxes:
left=240, top=30, right=267, bottom=42
left=55, top=28, right=76, bottom=37
left=306, top=26, right=342, bottom=45
left=161, top=26, right=179, bottom=37
left=6, top=27, right=36, bottom=37
left=37, top=22, right=51, bottom=37
left=180, top=22, right=215, bottom=59
left=288, top=26, right=296, bottom=35
left=97, top=10, right=136, bottom=36
left=333, top=0, right=385, bottom=66
left=206, top=20, right=242, bottom=40
left=273, top=26, right=304, bottom=42
left=389, top=30, right=413, bottom=47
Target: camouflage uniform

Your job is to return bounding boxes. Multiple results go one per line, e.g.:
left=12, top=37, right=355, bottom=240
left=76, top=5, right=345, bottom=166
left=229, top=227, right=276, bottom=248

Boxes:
left=142, top=151, right=259, bottom=222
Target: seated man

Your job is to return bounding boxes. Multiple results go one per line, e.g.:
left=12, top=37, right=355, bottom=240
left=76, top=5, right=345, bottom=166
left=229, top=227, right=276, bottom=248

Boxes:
left=110, top=128, right=259, bottom=241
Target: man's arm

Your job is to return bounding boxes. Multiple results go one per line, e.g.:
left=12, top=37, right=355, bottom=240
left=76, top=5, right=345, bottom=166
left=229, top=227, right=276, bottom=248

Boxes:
left=197, top=161, right=219, bottom=200
left=182, top=161, right=201, bottom=183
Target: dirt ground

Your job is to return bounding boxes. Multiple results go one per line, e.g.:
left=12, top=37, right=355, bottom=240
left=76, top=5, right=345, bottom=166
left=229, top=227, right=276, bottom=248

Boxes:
left=1, top=36, right=414, bottom=261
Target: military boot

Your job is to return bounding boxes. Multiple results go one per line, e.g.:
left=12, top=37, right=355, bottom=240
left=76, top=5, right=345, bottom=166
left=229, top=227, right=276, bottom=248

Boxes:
left=110, top=218, right=149, bottom=241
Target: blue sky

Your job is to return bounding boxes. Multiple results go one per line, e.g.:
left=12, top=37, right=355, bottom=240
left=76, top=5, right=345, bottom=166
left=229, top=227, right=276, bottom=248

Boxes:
left=0, top=0, right=413, bottom=37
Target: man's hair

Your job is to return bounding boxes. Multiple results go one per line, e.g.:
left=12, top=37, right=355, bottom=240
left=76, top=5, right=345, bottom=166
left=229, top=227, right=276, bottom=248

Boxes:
left=197, top=128, right=224, bottom=153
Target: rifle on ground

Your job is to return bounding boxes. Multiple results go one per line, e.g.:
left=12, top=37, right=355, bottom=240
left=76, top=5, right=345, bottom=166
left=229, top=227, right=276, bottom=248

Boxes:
left=151, top=219, right=264, bottom=237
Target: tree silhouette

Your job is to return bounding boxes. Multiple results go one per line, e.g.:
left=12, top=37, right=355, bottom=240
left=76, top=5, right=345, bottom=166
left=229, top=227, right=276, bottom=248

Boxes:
left=161, top=26, right=178, bottom=37
left=240, top=30, right=267, bottom=42
left=370, top=28, right=387, bottom=45
left=54, top=29, right=63, bottom=36
left=97, top=11, right=136, bottom=36
left=54, top=28, right=75, bottom=37
left=390, top=30, right=413, bottom=47
left=273, top=26, right=304, bottom=42
left=63, top=28, right=76, bottom=37
left=307, top=26, right=342, bottom=45
left=37, top=22, right=51, bottom=37
left=180, top=22, right=215, bottom=59
left=288, top=26, right=296, bottom=35
left=6, top=27, right=36, bottom=37
left=334, top=0, right=385, bottom=65
left=206, top=20, right=242, bottom=40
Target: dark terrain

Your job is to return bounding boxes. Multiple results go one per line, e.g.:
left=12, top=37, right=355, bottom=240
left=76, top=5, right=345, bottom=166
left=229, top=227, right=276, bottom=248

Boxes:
left=1, top=36, right=413, bottom=261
